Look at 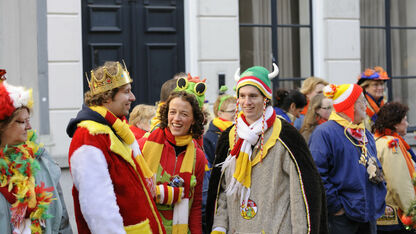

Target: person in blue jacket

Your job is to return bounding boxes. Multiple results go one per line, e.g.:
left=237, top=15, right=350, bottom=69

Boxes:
left=309, top=83, right=386, bottom=234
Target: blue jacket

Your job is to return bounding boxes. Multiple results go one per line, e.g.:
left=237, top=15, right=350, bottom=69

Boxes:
left=309, top=120, right=386, bottom=223
left=274, top=107, right=292, bottom=123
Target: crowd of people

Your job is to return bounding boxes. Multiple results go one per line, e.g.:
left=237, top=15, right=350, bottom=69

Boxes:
left=0, top=61, right=414, bottom=234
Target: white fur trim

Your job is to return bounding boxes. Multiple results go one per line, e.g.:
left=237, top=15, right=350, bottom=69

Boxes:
left=173, top=198, right=189, bottom=225
left=130, top=140, right=141, bottom=158
left=333, top=85, right=353, bottom=105
left=3, top=81, right=31, bottom=108
left=70, top=145, right=126, bottom=234
left=157, top=184, right=165, bottom=204
left=212, top=227, right=227, bottom=233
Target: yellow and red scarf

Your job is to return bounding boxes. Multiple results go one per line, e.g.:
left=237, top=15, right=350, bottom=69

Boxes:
left=89, top=106, right=154, bottom=182
left=141, top=127, right=196, bottom=234
left=212, top=117, right=233, bottom=132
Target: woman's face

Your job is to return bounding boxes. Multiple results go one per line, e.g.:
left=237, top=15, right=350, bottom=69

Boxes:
left=365, top=80, right=384, bottom=100
left=394, top=116, right=408, bottom=136
left=168, top=97, right=194, bottom=136
left=1, top=108, right=32, bottom=147
left=316, top=98, right=333, bottom=120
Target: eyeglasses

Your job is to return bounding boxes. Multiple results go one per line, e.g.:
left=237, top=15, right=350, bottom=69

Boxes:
left=220, top=110, right=235, bottom=113
left=320, top=106, right=332, bottom=110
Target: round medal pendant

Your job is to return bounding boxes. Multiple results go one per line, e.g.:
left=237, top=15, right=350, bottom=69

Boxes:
left=240, top=199, right=258, bottom=220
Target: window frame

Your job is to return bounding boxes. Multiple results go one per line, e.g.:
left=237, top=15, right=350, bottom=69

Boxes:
left=239, top=0, right=314, bottom=88
left=360, top=0, right=416, bottom=130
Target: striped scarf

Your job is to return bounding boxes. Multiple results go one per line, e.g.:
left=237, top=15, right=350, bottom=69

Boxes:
left=89, top=106, right=154, bottom=185
left=222, top=106, right=276, bottom=206
left=212, top=117, right=233, bottom=132
left=141, top=127, right=196, bottom=234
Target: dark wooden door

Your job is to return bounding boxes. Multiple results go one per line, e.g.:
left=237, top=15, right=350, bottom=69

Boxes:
left=82, top=0, right=185, bottom=105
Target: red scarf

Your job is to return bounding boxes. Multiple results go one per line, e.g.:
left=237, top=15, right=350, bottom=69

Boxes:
left=316, top=116, right=327, bottom=125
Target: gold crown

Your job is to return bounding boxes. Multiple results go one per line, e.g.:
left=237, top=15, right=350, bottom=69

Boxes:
left=86, top=61, right=133, bottom=95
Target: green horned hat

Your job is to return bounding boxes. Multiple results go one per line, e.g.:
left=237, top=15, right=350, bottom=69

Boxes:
left=235, top=63, right=279, bottom=100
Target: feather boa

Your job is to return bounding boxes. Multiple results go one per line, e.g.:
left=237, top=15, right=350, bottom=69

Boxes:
left=0, top=132, right=54, bottom=234
left=221, top=106, right=276, bottom=206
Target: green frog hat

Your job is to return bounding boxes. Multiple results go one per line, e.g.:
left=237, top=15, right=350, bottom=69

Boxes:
left=175, top=73, right=207, bottom=108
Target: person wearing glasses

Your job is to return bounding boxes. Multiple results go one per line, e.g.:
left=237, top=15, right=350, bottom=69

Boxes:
left=0, top=77, right=72, bottom=234
left=300, top=93, right=333, bottom=143
left=357, top=66, right=390, bottom=130
left=202, top=91, right=236, bottom=231
left=309, top=83, right=386, bottom=234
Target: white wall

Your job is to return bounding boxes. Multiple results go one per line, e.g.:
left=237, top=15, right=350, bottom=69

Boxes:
left=185, top=0, right=240, bottom=105
left=0, top=0, right=41, bottom=131
left=314, top=0, right=361, bottom=84
left=47, top=0, right=83, bottom=231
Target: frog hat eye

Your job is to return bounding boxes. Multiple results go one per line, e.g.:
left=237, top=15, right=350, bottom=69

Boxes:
left=176, top=77, right=188, bottom=90
left=194, top=82, right=206, bottom=96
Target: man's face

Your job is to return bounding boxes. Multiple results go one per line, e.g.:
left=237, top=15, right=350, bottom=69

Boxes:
left=353, top=94, right=366, bottom=124
left=104, top=84, right=136, bottom=117
left=238, top=85, right=264, bottom=124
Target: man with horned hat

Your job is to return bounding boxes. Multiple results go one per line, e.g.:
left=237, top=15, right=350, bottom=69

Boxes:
left=66, top=61, right=165, bottom=234
left=309, top=84, right=387, bottom=234
left=205, top=64, right=328, bottom=234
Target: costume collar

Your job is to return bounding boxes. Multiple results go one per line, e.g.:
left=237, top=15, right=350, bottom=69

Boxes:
left=329, top=112, right=364, bottom=130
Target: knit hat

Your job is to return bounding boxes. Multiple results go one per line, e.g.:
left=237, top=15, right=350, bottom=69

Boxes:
left=323, top=83, right=363, bottom=121
left=357, top=66, right=390, bottom=86
left=235, top=63, right=279, bottom=100
left=0, top=81, right=33, bottom=121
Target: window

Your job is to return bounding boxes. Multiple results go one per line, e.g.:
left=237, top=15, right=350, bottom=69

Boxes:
left=239, top=0, right=314, bottom=90
left=360, top=0, right=416, bottom=128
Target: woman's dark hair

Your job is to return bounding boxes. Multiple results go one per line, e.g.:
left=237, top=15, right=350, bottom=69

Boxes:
left=159, top=91, right=205, bottom=138
left=273, top=88, right=307, bottom=111
left=373, top=101, right=408, bottom=133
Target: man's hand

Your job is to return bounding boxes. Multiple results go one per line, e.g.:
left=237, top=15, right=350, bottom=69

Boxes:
left=334, top=208, right=345, bottom=216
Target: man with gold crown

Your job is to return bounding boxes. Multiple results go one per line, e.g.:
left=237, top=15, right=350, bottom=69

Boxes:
left=309, top=83, right=387, bottom=234
left=66, top=61, right=165, bottom=234
left=205, top=64, right=327, bottom=234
